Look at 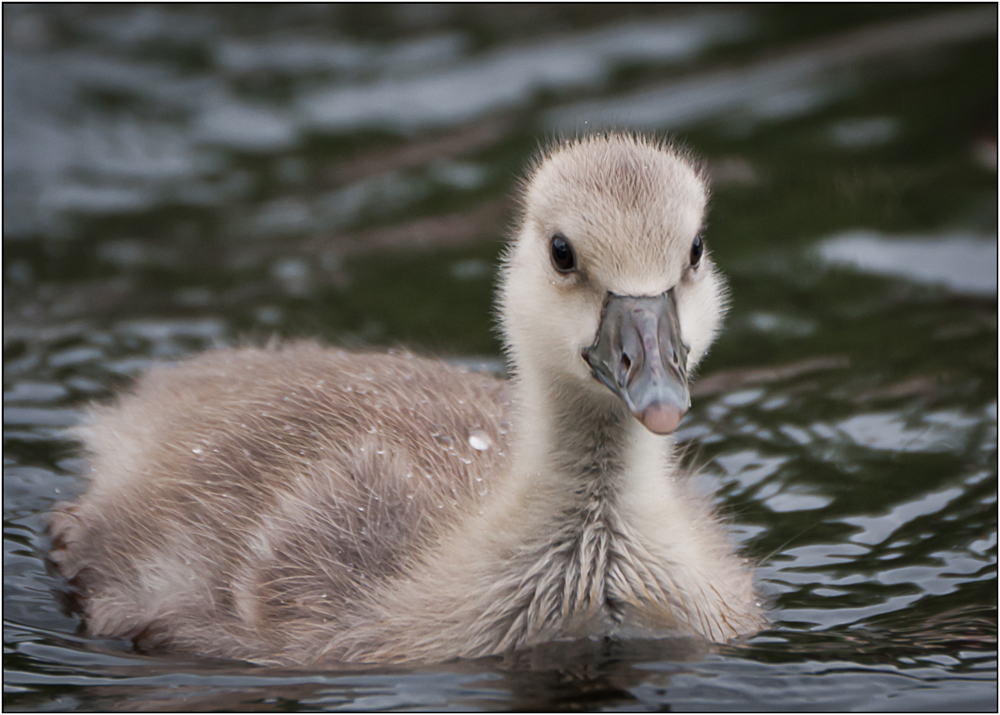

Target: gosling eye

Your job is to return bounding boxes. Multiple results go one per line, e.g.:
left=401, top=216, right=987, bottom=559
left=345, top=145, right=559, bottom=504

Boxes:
left=550, top=234, right=577, bottom=273
left=690, top=234, right=703, bottom=268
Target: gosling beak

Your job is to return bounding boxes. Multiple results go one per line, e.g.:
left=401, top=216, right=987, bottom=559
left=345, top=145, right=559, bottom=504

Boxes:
left=582, top=290, right=690, bottom=435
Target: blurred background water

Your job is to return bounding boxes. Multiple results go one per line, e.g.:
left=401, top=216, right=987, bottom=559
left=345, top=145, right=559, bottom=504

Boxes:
left=3, top=4, right=996, bottom=711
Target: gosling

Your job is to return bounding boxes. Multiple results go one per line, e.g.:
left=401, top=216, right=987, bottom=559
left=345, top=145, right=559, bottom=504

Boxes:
left=49, top=133, right=766, bottom=666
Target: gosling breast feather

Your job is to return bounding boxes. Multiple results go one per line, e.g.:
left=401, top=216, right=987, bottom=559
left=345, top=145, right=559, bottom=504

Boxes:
left=49, top=133, right=766, bottom=666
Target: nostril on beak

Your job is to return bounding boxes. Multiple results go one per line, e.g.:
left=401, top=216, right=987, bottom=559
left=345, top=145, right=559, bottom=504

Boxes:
left=617, top=353, right=633, bottom=387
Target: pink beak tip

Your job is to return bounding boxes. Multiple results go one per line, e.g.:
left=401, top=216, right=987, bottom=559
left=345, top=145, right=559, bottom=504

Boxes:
left=638, top=403, right=686, bottom=435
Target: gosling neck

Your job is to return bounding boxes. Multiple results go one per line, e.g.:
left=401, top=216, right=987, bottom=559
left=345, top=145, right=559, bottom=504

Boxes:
left=510, top=365, right=673, bottom=502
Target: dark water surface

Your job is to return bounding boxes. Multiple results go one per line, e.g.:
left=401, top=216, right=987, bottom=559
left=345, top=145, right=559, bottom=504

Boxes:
left=4, top=5, right=997, bottom=711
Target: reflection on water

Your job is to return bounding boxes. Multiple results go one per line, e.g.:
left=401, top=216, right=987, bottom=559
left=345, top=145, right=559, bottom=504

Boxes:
left=545, top=7, right=995, bottom=131
left=298, top=12, right=752, bottom=133
left=3, top=6, right=753, bottom=240
left=819, top=230, right=998, bottom=296
left=3, top=4, right=997, bottom=711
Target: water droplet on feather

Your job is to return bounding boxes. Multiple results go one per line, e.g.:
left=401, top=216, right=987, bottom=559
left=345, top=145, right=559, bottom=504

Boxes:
left=468, top=430, right=491, bottom=451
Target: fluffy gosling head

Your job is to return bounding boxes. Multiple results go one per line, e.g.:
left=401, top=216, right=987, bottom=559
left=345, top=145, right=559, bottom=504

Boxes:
left=499, top=133, right=727, bottom=434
